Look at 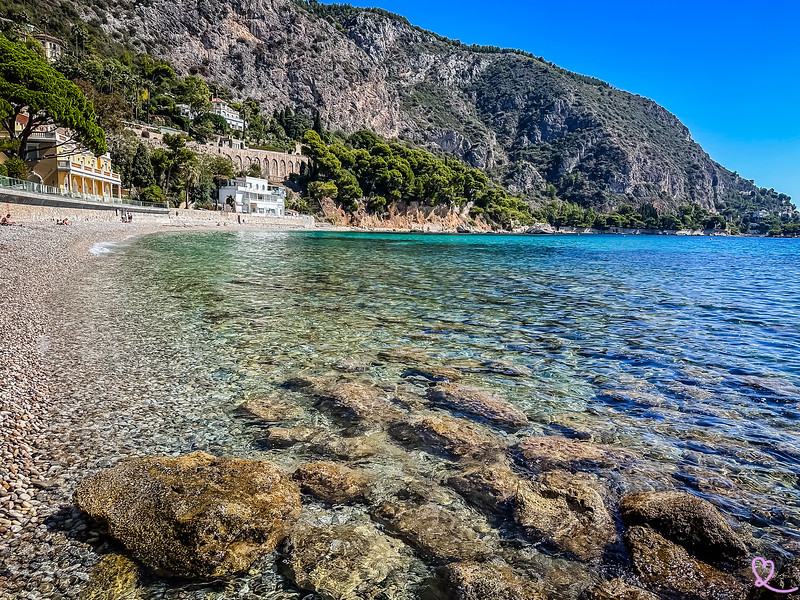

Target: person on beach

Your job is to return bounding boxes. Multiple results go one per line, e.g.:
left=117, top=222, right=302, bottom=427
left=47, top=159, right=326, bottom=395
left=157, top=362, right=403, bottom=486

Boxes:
left=127, top=212, right=133, bottom=223
left=1, top=213, right=16, bottom=226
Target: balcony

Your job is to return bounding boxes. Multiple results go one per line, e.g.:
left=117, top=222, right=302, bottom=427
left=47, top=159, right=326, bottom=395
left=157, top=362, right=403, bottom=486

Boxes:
left=0, top=175, right=166, bottom=208
left=56, top=160, right=120, bottom=181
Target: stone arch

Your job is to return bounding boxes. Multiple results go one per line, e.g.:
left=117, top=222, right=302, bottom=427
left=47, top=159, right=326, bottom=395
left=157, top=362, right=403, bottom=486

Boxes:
left=27, top=172, right=43, bottom=184
left=245, top=156, right=252, bottom=167
left=271, top=159, right=278, bottom=178
left=280, top=160, right=286, bottom=179
left=252, top=156, right=260, bottom=169
left=234, top=155, right=243, bottom=171
left=288, top=161, right=295, bottom=174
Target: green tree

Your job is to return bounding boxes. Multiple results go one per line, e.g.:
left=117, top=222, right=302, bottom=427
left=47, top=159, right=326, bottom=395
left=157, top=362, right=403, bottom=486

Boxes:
left=177, top=75, right=211, bottom=114
left=193, top=113, right=229, bottom=139
left=4, top=156, right=27, bottom=179
left=336, top=169, right=363, bottom=212
left=0, top=36, right=106, bottom=162
left=139, top=185, right=165, bottom=205
left=130, top=143, right=155, bottom=190
left=247, top=163, right=262, bottom=178
left=307, top=180, right=338, bottom=203
left=182, top=159, right=201, bottom=209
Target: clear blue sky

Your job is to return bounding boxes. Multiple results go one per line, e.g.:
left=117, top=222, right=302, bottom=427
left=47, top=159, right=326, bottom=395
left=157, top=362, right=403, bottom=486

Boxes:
left=322, top=0, right=800, bottom=205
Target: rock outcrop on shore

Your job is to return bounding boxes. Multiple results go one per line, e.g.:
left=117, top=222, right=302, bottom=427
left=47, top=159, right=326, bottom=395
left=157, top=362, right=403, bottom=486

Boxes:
left=74, top=452, right=301, bottom=579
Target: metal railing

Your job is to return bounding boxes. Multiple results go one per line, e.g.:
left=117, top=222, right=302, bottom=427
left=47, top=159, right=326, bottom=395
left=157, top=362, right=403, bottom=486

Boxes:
left=0, top=176, right=167, bottom=208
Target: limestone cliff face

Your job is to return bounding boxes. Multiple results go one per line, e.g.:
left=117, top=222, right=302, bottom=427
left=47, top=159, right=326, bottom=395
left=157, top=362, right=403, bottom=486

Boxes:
left=91, top=0, right=764, bottom=211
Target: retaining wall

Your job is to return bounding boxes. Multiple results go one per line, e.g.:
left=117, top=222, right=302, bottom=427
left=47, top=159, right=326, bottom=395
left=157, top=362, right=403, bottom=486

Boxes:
left=1, top=190, right=314, bottom=229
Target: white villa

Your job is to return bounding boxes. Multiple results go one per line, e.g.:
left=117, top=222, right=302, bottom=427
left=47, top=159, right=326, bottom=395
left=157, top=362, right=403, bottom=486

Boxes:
left=218, top=176, right=286, bottom=216
left=211, top=99, right=245, bottom=131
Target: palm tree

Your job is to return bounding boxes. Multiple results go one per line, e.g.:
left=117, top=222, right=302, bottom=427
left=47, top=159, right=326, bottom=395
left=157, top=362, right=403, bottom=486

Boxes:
left=183, top=161, right=201, bottom=209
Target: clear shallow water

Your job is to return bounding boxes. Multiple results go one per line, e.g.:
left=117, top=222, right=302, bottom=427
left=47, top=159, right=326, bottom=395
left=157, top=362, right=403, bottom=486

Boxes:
left=49, top=231, right=800, bottom=597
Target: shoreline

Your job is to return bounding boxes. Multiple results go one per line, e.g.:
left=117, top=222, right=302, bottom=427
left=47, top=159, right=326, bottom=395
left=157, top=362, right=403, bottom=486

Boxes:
left=0, top=219, right=314, bottom=542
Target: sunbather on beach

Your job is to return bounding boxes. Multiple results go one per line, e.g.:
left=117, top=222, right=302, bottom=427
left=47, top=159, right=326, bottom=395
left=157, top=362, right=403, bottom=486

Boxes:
left=1, top=213, right=16, bottom=226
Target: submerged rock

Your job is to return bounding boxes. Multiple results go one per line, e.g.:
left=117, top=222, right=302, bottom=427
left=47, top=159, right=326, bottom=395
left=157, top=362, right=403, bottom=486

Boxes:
left=446, top=460, right=523, bottom=513
left=388, top=413, right=504, bottom=460
left=74, top=452, right=301, bottom=579
left=264, top=426, right=324, bottom=448
left=292, top=461, right=372, bottom=504
left=427, top=383, right=528, bottom=429
left=402, top=365, right=464, bottom=382
left=239, top=396, right=303, bottom=422
left=625, top=526, right=747, bottom=600
left=79, top=554, right=141, bottom=600
left=443, top=561, right=543, bottom=600
left=283, top=521, right=412, bottom=600
left=375, top=501, right=490, bottom=564
left=514, top=470, right=616, bottom=560
left=311, top=432, right=386, bottom=459
left=582, top=578, right=660, bottom=600
left=619, top=491, right=747, bottom=563
left=307, top=379, right=406, bottom=428
left=514, top=436, right=636, bottom=472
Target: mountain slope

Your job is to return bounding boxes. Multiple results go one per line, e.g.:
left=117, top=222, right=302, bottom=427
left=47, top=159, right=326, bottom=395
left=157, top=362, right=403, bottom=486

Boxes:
left=8, top=0, right=795, bottom=218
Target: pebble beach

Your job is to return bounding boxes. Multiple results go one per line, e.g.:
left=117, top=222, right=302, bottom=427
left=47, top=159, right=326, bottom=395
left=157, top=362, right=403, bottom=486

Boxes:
left=0, top=218, right=306, bottom=598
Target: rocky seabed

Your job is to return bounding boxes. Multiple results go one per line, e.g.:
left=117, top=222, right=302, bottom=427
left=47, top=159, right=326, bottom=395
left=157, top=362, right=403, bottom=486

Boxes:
left=1, top=225, right=798, bottom=600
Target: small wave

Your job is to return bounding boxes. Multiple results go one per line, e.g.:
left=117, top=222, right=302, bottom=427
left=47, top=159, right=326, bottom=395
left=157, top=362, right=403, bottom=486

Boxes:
left=89, top=241, right=119, bottom=256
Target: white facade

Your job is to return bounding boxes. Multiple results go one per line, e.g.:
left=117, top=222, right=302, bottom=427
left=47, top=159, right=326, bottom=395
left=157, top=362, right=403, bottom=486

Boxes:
left=177, top=103, right=195, bottom=120
left=33, top=34, right=63, bottom=62
left=211, top=99, right=245, bottom=131
left=218, top=177, right=285, bottom=216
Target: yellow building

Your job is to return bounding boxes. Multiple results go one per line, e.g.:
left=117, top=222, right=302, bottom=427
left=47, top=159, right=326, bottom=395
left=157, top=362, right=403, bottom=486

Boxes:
left=1, top=117, right=123, bottom=200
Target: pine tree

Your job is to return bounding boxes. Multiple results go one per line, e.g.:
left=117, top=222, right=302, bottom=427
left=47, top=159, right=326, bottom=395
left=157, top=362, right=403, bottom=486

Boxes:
left=130, top=143, right=155, bottom=190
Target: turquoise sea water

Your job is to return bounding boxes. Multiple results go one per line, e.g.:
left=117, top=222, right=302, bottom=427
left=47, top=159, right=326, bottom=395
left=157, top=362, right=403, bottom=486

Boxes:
left=69, top=231, right=800, bottom=596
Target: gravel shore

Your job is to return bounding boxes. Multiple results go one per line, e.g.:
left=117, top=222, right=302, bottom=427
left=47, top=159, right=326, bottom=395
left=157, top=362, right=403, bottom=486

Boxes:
left=0, top=219, right=297, bottom=544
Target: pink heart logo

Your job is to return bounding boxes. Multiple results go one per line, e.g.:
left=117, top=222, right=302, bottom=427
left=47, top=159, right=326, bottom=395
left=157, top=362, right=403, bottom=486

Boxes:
left=753, top=557, right=776, bottom=587
left=752, top=557, right=800, bottom=594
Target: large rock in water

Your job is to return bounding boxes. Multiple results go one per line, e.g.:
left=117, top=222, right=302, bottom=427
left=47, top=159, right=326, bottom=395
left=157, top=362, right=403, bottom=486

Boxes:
left=514, top=436, right=636, bottom=473
left=625, top=526, right=747, bottom=600
left=443, top=562, right=543, bottom=600
left=388, top=413, right=504, bottom=460
left=582, top=578, right=660, bottom=600
left=74, top=452, right=302, bottom=579
left=283, top=520, right=412, bottom=600
left=427, top=383, right=529, bottom=429
left=375, top=501, right=491, bottom=564
left=514, top=470, right=617, bottom=560
left=619, top=491, right=747, bottom=563
left=292, top=461, right=372, bottom=504
left=446, top=459, right=524, bottom=513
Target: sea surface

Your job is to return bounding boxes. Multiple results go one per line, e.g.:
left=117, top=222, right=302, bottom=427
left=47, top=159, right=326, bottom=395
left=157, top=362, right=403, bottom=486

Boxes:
left=44, top=231, right=800, bottom=598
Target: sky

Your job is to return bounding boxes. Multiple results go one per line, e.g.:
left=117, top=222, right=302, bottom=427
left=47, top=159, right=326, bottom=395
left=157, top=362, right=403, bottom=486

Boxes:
left=321, top=0, right=800, bottom=205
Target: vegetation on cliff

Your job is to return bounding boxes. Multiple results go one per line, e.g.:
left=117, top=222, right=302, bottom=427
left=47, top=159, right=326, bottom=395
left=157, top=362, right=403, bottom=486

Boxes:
left=2, top=0, right=798, bottom=233
left=299, top=129, right=533, bottom=227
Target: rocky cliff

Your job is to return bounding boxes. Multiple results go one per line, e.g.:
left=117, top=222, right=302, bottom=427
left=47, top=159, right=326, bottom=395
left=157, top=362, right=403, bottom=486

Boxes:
left=71, top=0, right=788, bottom=212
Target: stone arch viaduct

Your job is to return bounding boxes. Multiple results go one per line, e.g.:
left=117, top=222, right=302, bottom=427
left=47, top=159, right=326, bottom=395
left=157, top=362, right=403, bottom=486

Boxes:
left=197, top=144, right=309, bottom=183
